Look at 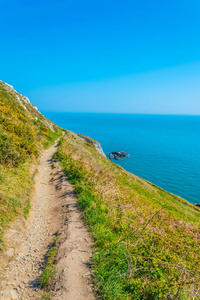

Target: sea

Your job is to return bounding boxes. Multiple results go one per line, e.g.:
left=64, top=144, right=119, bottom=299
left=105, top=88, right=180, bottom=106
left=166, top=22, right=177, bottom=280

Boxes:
left=43, top=112, right=200, bottom=205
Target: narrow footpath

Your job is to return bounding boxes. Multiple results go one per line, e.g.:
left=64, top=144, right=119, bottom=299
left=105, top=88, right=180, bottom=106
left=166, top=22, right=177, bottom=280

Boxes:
left=0, top=141, right=95, bottom=300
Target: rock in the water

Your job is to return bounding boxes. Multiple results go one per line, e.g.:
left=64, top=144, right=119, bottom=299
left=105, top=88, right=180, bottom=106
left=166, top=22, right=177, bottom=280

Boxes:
left=108, top=151, right=129, bottom=160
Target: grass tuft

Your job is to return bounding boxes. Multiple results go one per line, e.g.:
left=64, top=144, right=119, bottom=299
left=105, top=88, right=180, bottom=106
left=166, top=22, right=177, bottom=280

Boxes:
left=39, top=247, right=58, bottom=288
left=39, top=235, right=60, bottom=289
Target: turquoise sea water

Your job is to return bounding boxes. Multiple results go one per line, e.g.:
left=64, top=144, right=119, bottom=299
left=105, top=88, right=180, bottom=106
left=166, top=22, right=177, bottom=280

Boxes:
left=44, top=112, right=200, bottom=204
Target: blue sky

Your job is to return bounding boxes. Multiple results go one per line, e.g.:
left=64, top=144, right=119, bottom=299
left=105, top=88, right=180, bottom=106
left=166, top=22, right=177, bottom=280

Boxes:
left=1, top=0, right=200, bottom=114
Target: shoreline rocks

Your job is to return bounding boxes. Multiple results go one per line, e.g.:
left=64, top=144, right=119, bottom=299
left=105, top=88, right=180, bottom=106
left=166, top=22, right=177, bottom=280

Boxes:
left=108, top=151, right=129, bottom=160
left=76, top=133, right=106, bottom=157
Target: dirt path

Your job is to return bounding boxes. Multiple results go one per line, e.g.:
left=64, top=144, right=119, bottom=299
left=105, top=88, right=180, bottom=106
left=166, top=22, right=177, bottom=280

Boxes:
left=0, top=141, right=95, bottom=300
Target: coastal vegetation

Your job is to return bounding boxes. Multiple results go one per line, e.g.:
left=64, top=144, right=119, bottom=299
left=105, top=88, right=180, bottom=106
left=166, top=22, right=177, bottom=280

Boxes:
left=0, top=81, right=62, bottom=250
left=55, top=131, right=200, bottom=299
left=1, top=80, right=200, bottom=299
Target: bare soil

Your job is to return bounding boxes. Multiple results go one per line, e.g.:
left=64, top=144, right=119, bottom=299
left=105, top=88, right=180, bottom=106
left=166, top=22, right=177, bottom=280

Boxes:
left=0, top=141, right=95, bottom=300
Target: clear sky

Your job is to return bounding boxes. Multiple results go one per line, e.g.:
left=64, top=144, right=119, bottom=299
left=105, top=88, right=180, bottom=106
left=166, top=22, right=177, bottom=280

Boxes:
left=1, top=0, right=200, bottom=114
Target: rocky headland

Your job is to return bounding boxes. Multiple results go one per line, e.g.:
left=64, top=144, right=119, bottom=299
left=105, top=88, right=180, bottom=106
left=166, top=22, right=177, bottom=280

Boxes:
left=77, top=133, right=106, bottom=156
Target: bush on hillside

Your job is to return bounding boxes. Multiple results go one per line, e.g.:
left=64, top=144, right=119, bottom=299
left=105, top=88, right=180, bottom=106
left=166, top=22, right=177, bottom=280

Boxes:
left=0, top=131, right=24, bottom=167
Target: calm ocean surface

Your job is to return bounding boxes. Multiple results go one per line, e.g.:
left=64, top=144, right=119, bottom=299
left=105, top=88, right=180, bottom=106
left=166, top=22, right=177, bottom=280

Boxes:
left=44, top=112, right=200, bottom=204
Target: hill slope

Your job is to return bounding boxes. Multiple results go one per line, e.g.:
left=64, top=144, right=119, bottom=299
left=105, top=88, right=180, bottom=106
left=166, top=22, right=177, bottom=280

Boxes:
left=56, top=131, right=200, bottom=300
left=0, top=80, right=62, bottom=250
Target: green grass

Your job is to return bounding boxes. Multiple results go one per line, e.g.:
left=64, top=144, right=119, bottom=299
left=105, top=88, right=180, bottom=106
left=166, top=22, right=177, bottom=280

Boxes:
left=55, top=133, right=200, bottom=300
left=41, top=293, right=51, bottom=300
left=39, top=234, right=60, bottom=289
left=39, top=247, right=58, bottom=288
left=0, top=162, right=34, bottom=250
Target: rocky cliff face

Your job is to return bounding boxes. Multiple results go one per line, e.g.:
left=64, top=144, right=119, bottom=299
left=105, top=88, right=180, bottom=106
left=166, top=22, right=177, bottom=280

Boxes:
left=93, top=142, right=106, bottom=156
left=76, top=133, right=106, bottom=157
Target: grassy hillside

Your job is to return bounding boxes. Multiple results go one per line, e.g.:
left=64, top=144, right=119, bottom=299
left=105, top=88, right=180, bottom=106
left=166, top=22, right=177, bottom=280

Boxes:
left=0, top=81, right=62, bottom=250
left=55, top=131, right=200, bottom=300
left=1, top=80, right=199, bottom=299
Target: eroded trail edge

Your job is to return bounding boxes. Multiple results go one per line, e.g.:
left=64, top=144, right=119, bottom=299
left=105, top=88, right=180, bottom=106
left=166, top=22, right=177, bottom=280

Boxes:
left=0, top=141, right=95, bottom=300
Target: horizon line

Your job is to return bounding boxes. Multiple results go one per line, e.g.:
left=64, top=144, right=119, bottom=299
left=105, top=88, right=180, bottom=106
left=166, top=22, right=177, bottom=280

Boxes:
left=41, top=111, right=200, bottom=117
